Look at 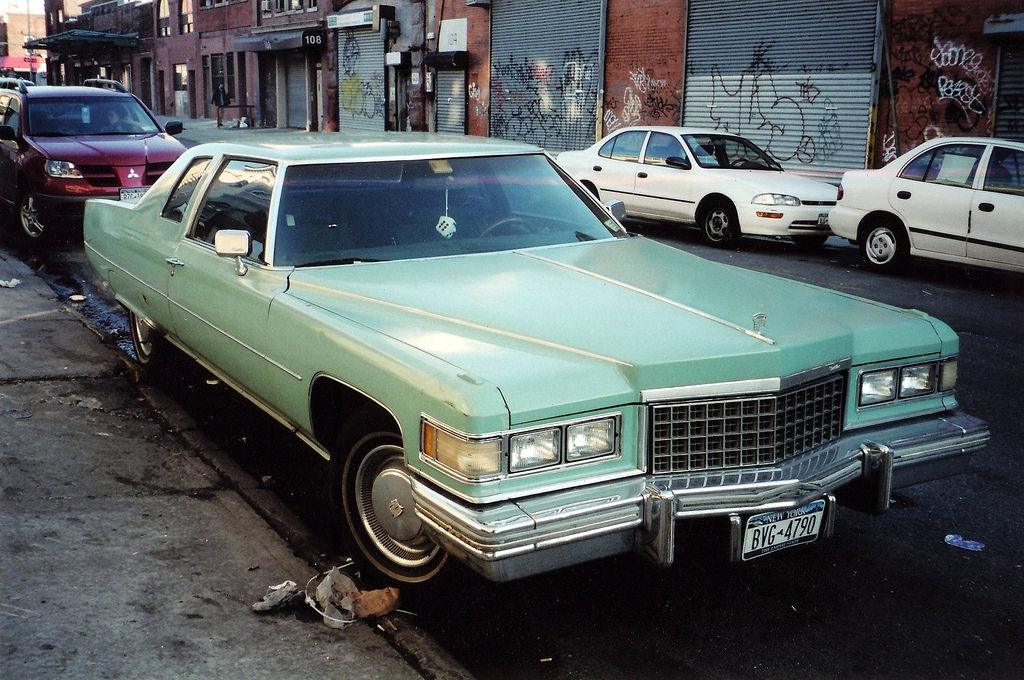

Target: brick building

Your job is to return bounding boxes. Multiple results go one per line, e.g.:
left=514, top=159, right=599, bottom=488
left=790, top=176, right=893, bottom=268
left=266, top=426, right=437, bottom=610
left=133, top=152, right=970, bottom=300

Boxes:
left=23, top=0, right=1024, bottom=172
left=1, top=3, right=46, bottom=82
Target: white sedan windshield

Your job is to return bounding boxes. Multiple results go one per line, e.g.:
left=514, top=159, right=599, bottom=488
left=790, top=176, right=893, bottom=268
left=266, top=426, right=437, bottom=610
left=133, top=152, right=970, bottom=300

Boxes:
left=683, top=134, right=782, bottom=171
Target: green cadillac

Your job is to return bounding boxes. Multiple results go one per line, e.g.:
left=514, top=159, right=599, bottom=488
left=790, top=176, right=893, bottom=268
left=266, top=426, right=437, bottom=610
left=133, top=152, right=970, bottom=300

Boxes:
left=84, top=135, right=989, bottom=584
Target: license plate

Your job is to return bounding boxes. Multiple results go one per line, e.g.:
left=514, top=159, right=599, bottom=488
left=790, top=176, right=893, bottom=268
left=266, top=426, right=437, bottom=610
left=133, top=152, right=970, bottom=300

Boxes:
left=119, top=187, right=148, bottom=202
left=742, top=499, right=825, bottom=561
left=817, top=212, right=829, bottom=227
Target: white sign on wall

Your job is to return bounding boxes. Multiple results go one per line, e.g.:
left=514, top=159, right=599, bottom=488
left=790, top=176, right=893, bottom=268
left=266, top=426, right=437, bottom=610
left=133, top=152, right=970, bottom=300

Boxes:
left=438, top=18, right=467, bottom=51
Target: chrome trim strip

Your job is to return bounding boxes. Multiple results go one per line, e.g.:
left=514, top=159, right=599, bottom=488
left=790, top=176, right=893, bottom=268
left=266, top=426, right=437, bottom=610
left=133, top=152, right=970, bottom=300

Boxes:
left=641, top=358, right=850, bottom=402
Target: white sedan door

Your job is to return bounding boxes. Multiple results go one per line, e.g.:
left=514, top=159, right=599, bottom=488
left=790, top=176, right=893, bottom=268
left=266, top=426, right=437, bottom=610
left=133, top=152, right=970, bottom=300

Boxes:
left=587, top=129, right=646, bottom=214
left=889, top=143, right=986, bottom=259
left=632, top=131, right=698, bottom=223
left=967, top=145, right=1024, bottom=269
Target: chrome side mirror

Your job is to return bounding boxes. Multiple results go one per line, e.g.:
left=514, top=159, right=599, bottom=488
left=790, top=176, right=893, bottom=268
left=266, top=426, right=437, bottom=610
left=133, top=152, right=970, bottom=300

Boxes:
left=214, top=229, right=251, bottom=276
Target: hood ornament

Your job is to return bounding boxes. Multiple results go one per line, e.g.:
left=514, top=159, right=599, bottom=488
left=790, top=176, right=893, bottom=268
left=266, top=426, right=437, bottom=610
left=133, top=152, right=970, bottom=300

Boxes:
left=752, top=312, right=767, bottom=335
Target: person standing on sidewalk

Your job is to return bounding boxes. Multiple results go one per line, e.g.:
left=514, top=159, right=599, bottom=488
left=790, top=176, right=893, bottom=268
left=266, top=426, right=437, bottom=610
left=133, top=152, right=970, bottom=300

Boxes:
left=213, top=82, right=230, bottom=128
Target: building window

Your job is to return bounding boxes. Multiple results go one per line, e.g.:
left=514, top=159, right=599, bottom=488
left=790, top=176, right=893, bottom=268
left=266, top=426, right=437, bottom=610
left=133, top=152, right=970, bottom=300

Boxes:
left=157, top=0, right=171, bottom=37
left=179, top=0, right=193, bottom=33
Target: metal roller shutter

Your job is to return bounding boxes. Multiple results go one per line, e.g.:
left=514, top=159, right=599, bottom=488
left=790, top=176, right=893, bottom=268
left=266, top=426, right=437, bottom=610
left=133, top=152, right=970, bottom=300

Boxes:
left=337, top=27, right=385, bottom=132
left=996, top=46, right=1024, bottom=140
left=437, top=70, right=466, bottom=134
left=684, top=0, right=880, bottom=173
left=489, top=0, right=603, bottom=153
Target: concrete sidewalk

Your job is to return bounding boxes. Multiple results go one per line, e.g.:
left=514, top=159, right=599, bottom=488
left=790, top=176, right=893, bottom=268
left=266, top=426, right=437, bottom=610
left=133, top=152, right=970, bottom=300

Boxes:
left=0, top=250, right=465, bottom=677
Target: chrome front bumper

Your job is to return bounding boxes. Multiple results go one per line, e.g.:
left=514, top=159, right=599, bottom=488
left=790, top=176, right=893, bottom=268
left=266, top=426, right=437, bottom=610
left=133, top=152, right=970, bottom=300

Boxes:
left=412, top=410, right=989, bottom=582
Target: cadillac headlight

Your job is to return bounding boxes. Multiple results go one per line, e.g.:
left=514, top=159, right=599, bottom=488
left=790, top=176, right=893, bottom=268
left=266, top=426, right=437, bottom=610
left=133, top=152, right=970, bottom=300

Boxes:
left=566, top=418, right=617, bottom=462
left=510, top=429, right=560, bottom=473
left=899, top=363, right=936, bottom=398
left=45, top=160, right=83, bottom=179
left=421, top=420, right=502, bottom=480
left=859, top=359, right=953, bottom=407
left=859, top=368, right=897, bottom=405
left=752, top=193, right=801, bottom=206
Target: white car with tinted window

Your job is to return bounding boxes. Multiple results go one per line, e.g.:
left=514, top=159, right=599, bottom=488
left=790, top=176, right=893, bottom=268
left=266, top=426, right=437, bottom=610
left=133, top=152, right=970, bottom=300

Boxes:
left=831, top=136, right=1024, bottom=273
left=557, top=126, right=837, bottom=248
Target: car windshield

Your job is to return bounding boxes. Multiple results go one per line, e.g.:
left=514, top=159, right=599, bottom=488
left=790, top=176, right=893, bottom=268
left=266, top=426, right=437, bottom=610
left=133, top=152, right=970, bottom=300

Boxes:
left=27, top=97, right=160, bottom=137
left=271, top=153, right=624, bottom=267
left=682, top=134, right=782, bottom=171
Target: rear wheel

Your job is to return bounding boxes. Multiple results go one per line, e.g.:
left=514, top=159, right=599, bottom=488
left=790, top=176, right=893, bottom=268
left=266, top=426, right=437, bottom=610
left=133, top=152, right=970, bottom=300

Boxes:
left=700, top=199, right=740, bottom=248
left=329, top=411, right=446, bottom=584
left=860, top=221, right=908, bottom=272
left=128, top=311, right=168, bottom=365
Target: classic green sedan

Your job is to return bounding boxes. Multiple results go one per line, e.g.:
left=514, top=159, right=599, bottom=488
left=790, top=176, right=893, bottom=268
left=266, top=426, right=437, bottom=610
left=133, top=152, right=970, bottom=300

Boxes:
left=83, top=135, right=989, bottom=584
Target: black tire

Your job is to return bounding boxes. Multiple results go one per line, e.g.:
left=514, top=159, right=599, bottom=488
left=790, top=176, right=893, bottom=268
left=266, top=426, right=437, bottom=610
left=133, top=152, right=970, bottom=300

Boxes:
left=329, top=411, right=446, bottom=585
left=699, top=198, right=740, bottom=248
left=860, top=221, right=908, bottom=272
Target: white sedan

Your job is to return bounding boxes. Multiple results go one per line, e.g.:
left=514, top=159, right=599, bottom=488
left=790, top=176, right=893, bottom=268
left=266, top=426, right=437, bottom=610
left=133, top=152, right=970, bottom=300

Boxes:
left=557, top=126, right=837, bottom=248
left=831, top=136, right=1024, bottom=273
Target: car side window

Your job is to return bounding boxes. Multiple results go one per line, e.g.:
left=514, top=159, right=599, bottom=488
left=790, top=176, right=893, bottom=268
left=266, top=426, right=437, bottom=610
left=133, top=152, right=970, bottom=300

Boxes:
left=161, top=157, right=211, bottom=223
left=983, top=147, right=1024, bottom=196
left=0, top=94, right=19, bottom=132
left=643, top=132, right=685, bottom=167
left=599, top=130, right=646, bottom=163
left=193, top=158, right=277, bottom=262
left=900, top=144, right=984, bottom=188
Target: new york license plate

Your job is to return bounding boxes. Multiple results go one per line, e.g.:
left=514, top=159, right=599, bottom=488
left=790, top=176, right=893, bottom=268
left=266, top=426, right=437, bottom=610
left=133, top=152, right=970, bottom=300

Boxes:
left=119, top=187, right=148, bottom=202
left=742, top=499, right=825, bottom=561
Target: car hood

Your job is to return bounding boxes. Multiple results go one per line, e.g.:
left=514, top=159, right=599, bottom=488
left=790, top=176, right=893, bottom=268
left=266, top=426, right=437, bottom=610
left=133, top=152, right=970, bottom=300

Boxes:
left=285, top=237, right=947, bottom=423
left=28, top=133, right=185, bottom=168
left=722, top=170, right=837, bottom=201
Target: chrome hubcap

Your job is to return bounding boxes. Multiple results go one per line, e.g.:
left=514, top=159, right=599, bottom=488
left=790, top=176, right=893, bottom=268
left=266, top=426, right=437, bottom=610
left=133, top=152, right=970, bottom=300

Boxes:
left=866, top=228, right=897, bottom=264
left=357, top=444, right=439, bottom=568
left=705, top=209, right=729, bottom=241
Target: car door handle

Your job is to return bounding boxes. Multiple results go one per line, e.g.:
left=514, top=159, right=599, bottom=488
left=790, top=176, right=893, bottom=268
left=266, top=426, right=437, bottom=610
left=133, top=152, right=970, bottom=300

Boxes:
left=165, top=258, right=185, bottom=275
left=978, top=202, right=995, bottom=212
left=592, top=165, right=602, bottom=172
left=896, top=190, right=911, bottom=200
left=637, top=172, right=648, bottom=179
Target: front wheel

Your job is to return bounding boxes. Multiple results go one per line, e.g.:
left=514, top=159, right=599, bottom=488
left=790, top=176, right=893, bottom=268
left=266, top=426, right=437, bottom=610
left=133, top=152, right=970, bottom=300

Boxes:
left=699, top=199, right=740, bottom=248
left=17, top=193, right=49, bottom=242
left=330, top=413, right=446, bottom=584
left=860, top=222, right=908, bottom=272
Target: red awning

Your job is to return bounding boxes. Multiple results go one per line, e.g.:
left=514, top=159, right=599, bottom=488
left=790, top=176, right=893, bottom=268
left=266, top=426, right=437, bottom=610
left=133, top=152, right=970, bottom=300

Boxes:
left=0, top=55, right=43, bottom=70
